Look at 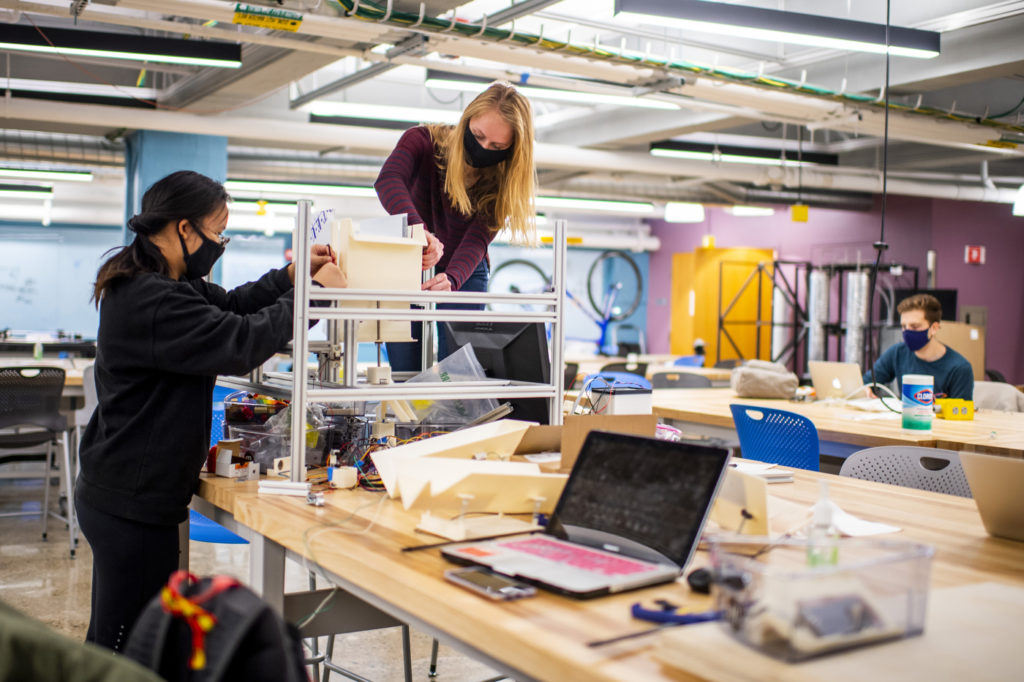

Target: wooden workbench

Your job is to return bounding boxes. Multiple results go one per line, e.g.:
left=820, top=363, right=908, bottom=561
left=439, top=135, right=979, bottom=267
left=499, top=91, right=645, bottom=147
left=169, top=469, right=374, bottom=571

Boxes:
left=653, top=388, right=1024, bottom=458
left=194, top=466, right=1024, bottom=682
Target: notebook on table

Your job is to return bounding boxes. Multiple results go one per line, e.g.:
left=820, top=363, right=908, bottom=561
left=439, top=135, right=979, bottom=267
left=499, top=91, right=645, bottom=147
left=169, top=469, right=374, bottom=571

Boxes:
left=442, top=431, right=731, bottom=598
left=960, top=452, right=1024, bottom=542
left=809, top=361, right=866, bottom=400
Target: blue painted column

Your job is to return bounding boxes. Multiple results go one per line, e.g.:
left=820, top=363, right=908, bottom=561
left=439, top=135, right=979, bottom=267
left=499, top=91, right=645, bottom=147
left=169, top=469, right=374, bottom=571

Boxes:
left=124, top=130, right=228, bottom=281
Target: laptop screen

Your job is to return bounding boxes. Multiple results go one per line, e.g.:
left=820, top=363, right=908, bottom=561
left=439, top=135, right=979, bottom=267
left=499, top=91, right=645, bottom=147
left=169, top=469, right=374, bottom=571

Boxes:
left=548, top=431, right=729, bottom=566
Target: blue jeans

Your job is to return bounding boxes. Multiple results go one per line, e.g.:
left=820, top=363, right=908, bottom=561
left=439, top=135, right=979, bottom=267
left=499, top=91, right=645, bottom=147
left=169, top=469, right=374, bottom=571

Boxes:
left=385, top=259, right=489, bottom=372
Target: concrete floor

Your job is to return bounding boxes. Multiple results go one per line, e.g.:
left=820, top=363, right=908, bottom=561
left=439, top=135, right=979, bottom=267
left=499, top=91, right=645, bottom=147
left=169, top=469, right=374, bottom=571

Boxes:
left=0, top=476, right=508, bottom=682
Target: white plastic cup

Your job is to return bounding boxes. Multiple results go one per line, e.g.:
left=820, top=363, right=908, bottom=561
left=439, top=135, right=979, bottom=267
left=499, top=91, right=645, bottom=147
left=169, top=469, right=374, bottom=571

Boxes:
left=901, top=374, right=934, bottom=430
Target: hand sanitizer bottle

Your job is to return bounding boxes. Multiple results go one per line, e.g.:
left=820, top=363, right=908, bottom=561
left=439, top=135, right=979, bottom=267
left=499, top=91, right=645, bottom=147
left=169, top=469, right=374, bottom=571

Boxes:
left=807, top=480, right=839, bottom=566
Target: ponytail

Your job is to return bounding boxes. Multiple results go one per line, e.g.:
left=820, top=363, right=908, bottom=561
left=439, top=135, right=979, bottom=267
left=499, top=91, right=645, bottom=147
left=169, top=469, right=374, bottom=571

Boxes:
left=91, top=236, right=170, bottom=306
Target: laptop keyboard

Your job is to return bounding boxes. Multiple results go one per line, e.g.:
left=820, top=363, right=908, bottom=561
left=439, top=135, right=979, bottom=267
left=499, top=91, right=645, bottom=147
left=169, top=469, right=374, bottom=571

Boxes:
left=499, top=537, right=659, bottom=576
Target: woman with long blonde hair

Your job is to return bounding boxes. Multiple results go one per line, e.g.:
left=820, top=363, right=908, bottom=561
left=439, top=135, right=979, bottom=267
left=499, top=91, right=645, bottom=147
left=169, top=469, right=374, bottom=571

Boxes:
left=375, top=81, right=536, bottom=369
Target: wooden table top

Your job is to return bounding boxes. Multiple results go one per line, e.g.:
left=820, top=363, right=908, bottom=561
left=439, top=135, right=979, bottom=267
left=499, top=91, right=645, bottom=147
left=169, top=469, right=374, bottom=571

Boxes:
left=653, top=388, right=1024, bottom=457
left=197, top=468, right=1024, bottom=682
left=567, top=355, right=732, bottom=382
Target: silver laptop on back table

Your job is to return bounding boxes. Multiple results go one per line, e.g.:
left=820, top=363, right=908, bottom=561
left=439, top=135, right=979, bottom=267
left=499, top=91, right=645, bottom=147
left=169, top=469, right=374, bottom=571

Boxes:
left=809, top=361, right=866, bottom=400
left=960, top=452, right=1024, bottom=542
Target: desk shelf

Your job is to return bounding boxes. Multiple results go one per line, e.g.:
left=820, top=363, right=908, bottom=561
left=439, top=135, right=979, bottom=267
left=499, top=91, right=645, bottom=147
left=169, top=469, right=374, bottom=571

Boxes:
left=223, top=201, right=567, bottom=482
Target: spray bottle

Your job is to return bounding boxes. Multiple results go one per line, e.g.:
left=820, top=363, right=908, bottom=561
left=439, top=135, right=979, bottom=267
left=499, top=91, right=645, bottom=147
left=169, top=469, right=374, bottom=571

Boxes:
left=807, top=480, right=839, bottom=566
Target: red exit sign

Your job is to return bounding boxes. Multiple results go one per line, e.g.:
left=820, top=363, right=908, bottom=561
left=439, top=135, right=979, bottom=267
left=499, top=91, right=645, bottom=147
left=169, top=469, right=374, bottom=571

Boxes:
left=964, top=245, right=986, bottom=265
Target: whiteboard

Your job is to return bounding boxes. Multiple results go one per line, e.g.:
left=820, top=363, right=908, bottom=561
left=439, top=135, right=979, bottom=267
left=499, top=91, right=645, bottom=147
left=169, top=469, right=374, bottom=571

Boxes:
left=0, top=226, right=117, bottom=338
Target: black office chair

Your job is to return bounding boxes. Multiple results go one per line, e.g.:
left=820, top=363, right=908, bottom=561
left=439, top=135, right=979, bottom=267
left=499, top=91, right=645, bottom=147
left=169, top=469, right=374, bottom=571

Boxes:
left=985, top=368, right=1008, bottom=383
left=563, top=362, right=580, bottom=390
left=713, top=359, right=740, bottom=369
left=651, top=372, right=713, bottom=389
left=600, top=361, right=648, bottom=376
left=0, top=366, right=77, bottom=557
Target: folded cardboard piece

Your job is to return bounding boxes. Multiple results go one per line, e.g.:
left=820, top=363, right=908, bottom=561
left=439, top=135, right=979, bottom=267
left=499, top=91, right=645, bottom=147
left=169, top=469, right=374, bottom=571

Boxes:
left=370, top=420, right=537, bottom=498
left=214, top=439, right=258, bottom=480
left=370, top=414, right=661, bottom=499
left=558, top=413, right=659, bottom=473
left=397, top=458, right=567, bottom=514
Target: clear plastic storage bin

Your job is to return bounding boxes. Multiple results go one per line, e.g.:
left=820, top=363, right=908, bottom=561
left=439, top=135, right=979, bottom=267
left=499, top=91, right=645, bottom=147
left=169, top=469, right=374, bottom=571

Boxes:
left=709, top=535, right=934, bottom=661
left=226, top=422, right=330, bottom=473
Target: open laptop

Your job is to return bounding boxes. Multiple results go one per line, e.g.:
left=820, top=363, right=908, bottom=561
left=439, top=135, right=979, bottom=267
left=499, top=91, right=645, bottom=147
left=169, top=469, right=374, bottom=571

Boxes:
left=442, top=431, right=730, bottom=598
left=809, top=361, right=867, bottom=400
left=960, top=452, right=1024, bottom=542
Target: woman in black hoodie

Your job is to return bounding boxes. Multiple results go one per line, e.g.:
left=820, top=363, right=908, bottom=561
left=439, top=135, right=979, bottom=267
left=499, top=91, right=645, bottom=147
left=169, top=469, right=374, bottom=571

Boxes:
left=76, top=170, right=346, bottom=652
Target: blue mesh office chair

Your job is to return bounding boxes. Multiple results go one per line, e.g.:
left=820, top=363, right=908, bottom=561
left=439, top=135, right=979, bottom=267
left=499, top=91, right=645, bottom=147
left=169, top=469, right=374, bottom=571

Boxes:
left=582, top=372, right=652, bottom=390
left=729, top=404, right=820, bottom=472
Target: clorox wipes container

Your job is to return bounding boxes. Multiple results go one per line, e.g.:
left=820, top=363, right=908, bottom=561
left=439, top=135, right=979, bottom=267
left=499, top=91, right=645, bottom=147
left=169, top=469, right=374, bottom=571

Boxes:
left=901, top=374, right=934, bottom=430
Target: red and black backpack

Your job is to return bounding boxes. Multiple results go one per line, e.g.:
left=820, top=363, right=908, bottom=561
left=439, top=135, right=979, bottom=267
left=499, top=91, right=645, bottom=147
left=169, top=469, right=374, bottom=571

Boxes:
left=125, top=570, right=308, bottom=682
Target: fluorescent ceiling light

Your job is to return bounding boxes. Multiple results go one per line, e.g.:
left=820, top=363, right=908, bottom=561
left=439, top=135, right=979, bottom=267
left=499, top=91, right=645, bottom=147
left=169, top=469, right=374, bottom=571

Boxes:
left=2, top=77, right=159, bottom=101
left=650, top=140, right=837, bottom=167
left=663, top=202, right=705, bottom=223
left=0, top=23, right=241, bottom=68
left=306, top=101, right=460, bottom=124
left=536, top=196, right=655, bottom=214
left=0, top=183, right=53, bottom=199
left=0, top=167, right=92, bottom=183
left=728, top=206, right=776, bottom=217
left=1013, top=184, right=1024, bottom=217
left=425, top=77, right=678, bottom=111
left=224, top=180, right=378, bottom=198
left=614, top=0, right=940, bottom=59
left=228, top=215, right=296, bottom=234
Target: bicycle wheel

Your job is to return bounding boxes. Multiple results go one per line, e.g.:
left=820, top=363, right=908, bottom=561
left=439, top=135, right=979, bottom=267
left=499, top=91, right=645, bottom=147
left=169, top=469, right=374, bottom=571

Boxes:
left=488, top=258, right=551, bottom=313
left=587, top=250, right=643, bottom=322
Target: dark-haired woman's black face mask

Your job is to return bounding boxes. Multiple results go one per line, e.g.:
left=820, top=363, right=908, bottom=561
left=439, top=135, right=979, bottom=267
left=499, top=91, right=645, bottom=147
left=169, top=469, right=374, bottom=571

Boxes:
left=179, top=227, right=225, bottom=280
left=463, top=126, right=512, bottom=168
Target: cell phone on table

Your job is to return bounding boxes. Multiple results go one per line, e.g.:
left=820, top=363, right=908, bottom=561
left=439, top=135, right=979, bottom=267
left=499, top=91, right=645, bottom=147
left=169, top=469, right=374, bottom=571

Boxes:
left=443, top=566, right=536, bottom=601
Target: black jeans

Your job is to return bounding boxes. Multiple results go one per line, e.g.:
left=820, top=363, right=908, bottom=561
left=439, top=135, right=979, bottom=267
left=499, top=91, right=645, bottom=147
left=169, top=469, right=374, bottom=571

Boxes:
left=76, top=486, right=180, bottom=652
left=386, top=259, right=489, bottom=372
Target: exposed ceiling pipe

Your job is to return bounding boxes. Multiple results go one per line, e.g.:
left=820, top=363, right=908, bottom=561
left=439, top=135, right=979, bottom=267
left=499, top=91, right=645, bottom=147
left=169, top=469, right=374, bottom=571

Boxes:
left=703, top=181, right=874, bottom=211
left=2, top=97, right=1019, bottom=205
left=108, top=0, right=1024, bottom=155
left=392, top=55, right=803, bottom=126
left=0, top=1, right=364, bottom=60
left=552, top=176, right=874, bottom=211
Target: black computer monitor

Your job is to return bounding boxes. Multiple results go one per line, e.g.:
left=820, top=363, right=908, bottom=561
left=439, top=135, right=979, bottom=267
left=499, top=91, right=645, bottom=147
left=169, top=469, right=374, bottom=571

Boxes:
left=441, top=321, right=551, bottom=424
left=893, top=288, right=957, bottom=321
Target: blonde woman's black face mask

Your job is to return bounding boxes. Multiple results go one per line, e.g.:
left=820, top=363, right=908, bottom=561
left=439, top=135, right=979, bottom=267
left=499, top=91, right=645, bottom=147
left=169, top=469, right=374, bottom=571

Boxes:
left=463, top=126, right=511, bottom=168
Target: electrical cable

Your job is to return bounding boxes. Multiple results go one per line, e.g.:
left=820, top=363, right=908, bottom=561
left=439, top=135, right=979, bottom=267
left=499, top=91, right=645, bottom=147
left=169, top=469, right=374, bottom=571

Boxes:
left=984, top=93, right=1024, bottom=120
left=322, top=0, right=1024, bottom=136
left=866, top=0, right=900, bottom=415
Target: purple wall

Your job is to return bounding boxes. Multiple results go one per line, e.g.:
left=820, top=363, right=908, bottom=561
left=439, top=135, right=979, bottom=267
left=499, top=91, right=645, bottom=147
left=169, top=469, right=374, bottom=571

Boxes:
left=929, top=199, right=1024, bottom=384
left=647, top=196, right=1024, bottom=382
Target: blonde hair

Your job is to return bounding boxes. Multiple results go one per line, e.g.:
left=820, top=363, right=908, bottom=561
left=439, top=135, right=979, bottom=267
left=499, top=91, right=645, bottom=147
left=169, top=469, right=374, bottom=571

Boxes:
left=426, top=82, right=536, bottom=244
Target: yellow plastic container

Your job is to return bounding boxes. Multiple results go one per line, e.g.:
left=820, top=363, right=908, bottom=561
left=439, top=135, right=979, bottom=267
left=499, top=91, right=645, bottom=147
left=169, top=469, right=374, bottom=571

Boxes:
left=934, top=398, right=974, bottom=420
